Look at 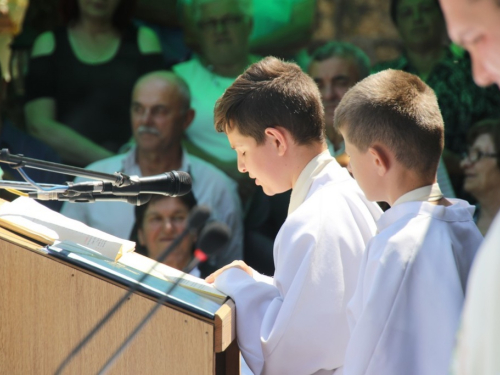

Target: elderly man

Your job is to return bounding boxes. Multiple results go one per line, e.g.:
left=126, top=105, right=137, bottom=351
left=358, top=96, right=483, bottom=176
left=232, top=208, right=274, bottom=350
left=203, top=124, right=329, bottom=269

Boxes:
left=438, top=1, right=500, bottom=374
left=172, top=0, right=259, bottom=185
left=61, top=71, right=243, bottom=271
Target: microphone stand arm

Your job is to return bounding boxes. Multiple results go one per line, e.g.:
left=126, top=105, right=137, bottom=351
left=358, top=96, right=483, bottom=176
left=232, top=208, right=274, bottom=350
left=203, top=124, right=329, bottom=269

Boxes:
left=0, top=149, right=133, bottom=187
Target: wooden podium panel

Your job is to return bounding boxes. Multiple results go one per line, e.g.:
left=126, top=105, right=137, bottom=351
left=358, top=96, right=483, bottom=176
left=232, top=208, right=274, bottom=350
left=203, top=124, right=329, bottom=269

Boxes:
left=0, top=229, right=239, bottom=375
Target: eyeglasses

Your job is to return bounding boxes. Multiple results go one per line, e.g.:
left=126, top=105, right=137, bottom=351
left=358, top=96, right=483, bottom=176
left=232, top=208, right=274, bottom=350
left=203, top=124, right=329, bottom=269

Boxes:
left=461, top=149, right=498, bottom=163
left=197, top=15, right=245, bottom=31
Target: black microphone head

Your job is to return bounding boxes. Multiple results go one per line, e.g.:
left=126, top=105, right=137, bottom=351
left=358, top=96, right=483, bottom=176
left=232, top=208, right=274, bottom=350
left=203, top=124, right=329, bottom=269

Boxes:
left=171, top=171, right=192, bottom=196
left=196, top=222, right=231, bottom=257
left=187, top=205, right=211, bottom=232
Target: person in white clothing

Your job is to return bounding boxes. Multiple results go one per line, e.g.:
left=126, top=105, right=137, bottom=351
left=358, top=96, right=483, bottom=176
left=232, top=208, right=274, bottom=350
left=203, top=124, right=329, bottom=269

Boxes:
left=334, top=69, right=482, bottom=375
left=438, top=0, right=500, bottom=373
left=204, top=57, right=383, bottom=374
left=61, top=71, right=243, bottom=273
left=307, top=41, right=455, bottom=198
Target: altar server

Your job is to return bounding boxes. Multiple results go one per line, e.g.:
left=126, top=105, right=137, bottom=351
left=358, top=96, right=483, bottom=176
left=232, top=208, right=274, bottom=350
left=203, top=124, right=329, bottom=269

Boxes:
left=335, top=69, right=483, bottom=375
left=205, top=56, right=382, bottom=375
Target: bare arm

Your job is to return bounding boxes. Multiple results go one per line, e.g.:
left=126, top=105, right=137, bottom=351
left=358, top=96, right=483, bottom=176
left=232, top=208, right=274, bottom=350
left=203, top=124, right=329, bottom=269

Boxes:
left=24, top=31, right=115, bottom=166
left=24, top=98, right=114, bottom=166
left=249, top=0, right=316, bottom=57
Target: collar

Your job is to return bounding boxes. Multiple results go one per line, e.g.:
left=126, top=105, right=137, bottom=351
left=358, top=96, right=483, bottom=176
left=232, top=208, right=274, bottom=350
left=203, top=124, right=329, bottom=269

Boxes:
left=288, top=149, right=333, bottom=215
left=392, top=183, right=444, bottom=207
left=377, top=197, right=474, bottom=233
left=122, top=145, right=191, bottom=176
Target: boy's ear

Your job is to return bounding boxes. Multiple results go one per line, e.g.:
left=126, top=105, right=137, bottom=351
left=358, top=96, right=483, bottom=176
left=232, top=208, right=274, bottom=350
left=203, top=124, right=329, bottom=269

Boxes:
left=368, top=145, right=391, bottom=176
left=264, top=127, right=288, bottom=156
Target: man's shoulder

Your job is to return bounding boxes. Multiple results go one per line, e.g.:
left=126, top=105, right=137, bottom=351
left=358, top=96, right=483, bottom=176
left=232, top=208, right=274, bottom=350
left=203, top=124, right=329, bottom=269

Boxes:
left=189, top=157, right=239, bottom=198
left=189, top=154, right=236, bottom=185
left=172, top=57, right=202, bottom=77
left=84, top=153, right=128, bottom=174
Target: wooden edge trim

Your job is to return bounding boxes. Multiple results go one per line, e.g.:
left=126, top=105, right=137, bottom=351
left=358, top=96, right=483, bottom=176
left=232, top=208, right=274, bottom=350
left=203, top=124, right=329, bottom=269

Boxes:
left=214, top=298, right=236, bottom=353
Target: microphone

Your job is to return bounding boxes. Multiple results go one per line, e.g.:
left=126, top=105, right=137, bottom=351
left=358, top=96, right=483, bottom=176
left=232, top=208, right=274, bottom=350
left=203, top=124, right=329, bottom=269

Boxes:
left=96, top=221, right=231, bottom=375
left=185, top=222, right=232, bottom=272
left=66, top=171, right=192, bottom=197
left=54, top=206, right=211, bottom=375
left=28, top=191, right=153, bottom=206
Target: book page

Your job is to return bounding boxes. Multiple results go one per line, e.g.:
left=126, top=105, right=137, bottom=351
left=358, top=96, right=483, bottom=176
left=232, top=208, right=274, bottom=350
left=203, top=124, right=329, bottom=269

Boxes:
left=0, top=197, right=135, bottom=260
left=119, top=252, right=227, bottom=302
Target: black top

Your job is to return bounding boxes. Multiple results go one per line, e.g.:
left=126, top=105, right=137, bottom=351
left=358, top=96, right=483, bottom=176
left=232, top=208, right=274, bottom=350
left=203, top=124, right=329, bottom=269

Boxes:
left=25, top=26, right=165, bottom=156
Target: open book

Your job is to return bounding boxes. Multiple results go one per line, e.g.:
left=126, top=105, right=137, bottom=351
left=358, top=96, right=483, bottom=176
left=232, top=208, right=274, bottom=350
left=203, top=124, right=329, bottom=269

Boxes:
left=0, top=196, right=134, bottom=261
left=0, top=197, right=227, bottom=306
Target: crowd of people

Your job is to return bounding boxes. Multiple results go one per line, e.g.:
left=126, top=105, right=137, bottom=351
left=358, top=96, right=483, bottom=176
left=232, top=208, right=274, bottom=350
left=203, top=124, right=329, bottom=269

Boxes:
left=0, top=0, right=499, bottom=374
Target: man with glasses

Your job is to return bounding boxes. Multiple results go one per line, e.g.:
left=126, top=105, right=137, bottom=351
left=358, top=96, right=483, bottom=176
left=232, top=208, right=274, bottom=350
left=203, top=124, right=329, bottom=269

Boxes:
left=173, top=0, right=259, bottom=187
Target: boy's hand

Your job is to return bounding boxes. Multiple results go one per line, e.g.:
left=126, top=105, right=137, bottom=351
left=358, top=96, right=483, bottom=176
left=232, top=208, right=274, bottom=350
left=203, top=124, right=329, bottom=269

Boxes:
left=205, top=260, right=253, bottom=283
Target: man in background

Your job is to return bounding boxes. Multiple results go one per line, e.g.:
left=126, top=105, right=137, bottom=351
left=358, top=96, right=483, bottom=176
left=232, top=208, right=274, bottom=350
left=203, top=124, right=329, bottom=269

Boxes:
left=61, top=71, right=243, bottom=272
left=307, top=41, right=456, bottom=198
left=438, top=0, right=500, bottom=373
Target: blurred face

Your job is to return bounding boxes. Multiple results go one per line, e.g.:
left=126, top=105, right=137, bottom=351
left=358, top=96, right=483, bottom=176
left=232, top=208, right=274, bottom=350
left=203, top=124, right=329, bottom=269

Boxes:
left=197, top=1, right=251, bottom=66
left=138, top=197, right=193, bottom=271
left=343, top=135, right=383, bottom=202
left=131, top=78, right=187, bottom=153
left=440, top=0, right=500, bottom=88
left=461, top=133, right=500, bottom=199
left=227, top=126, right=288, bottom=196
left=0, top=0, right=29, bottom=82
left=309, top=56, right=360, bottom=141
left=77, top=0, right=121, bottom=21
left=395, top=0, right=446, bottom=49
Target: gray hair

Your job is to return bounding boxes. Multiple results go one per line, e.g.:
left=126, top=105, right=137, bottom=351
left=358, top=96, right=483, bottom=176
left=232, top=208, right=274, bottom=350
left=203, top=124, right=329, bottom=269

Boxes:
left=133, top=71, right=191, bottom=113
left=309, top=41, right=371, bottom=81
left=191, top=0, right=252, bottom=24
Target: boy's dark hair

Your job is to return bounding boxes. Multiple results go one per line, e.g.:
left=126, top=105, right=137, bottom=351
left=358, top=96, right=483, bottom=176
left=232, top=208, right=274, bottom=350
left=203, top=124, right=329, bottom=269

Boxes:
left=214, top=56, right=325, bottom=145
left=467, top=118, right=500, bottom=168
left=334, top=69, right=444, bottom=180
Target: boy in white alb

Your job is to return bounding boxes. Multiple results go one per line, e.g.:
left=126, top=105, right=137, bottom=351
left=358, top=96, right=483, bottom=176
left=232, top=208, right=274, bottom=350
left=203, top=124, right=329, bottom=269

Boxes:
left=205, top=57, right=383, bottom=374
left=334, top=69, right=483, bottom=375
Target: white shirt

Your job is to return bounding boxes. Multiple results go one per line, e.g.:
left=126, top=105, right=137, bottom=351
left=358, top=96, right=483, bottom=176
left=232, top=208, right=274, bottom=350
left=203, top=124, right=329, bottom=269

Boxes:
left=451, top=212, right=500, bottom=375
left=214, top=154, right=382, bottom=375
left=61, top=147, right=244, bottom=269
left=344, top=197, right=482, bottom=375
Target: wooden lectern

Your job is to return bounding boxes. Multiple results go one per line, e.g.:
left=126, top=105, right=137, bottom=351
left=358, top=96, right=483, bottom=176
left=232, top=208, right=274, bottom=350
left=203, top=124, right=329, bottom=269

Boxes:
left=0, top=228, right=239, bottom=375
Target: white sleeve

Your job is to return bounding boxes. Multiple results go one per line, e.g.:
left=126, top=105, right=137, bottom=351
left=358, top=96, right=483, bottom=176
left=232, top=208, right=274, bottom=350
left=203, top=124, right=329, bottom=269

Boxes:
left=214, top=208, right=364, bottom=374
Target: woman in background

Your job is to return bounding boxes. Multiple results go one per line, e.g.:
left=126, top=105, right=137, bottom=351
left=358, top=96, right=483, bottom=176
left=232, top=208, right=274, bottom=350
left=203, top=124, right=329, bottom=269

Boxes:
left=24, top=0, right=164, bottom=167
left=133, top=192, right=205, bottom=277
left=461, top=119, right=500, bottom=236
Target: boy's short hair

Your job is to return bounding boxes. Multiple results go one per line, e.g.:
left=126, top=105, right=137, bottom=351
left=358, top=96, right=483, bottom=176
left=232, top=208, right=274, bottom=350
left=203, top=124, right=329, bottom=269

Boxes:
left=334, top=69, right=444, bottom=179
left=214, top=56, right=325, bottom=145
